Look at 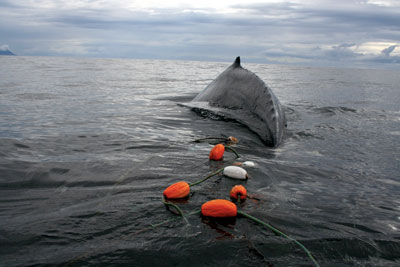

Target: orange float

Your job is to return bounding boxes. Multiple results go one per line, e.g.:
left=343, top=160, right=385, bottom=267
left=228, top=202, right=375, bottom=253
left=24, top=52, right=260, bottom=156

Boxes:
left=209, top=144, right=225, bottom=161
left=201, top=199, right=237, bottom=217
left=163, top=181, right=190, bottom=199
left=230, top=185, right=247, bottom=200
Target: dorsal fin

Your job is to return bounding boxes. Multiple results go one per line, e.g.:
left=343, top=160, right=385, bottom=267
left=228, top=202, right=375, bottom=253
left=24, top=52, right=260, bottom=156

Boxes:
left=233, top=56, right=241, bottom=67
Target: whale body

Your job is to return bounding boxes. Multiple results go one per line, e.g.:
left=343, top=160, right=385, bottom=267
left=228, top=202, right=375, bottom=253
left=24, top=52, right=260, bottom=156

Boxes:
left=188, top=57, right=286, bottom=147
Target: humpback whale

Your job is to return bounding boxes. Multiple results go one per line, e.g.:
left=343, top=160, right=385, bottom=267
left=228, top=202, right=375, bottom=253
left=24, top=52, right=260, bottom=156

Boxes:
left=187, top=57, right=286, bottom=147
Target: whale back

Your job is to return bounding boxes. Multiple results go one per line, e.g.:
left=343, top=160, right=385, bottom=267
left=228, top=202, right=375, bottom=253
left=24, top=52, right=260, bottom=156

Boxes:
left=191, top=57, right=286, bottom=146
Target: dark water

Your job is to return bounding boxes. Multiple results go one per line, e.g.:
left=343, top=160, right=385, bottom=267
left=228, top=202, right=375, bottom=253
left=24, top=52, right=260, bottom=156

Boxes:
left=0, top=56, right=399, bottom=266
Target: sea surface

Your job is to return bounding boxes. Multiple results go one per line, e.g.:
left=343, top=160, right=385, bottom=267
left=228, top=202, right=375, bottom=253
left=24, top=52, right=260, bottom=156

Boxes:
left=0, top=56, right=399, bottom=266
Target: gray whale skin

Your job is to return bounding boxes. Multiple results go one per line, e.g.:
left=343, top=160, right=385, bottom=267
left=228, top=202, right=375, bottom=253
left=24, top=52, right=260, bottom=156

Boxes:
left=188, top=56, right=286, bottom=147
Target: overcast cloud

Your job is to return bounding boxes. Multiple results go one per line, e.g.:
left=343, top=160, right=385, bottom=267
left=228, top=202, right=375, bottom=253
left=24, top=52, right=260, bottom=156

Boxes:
left=0, top=0, right=399, bottom=68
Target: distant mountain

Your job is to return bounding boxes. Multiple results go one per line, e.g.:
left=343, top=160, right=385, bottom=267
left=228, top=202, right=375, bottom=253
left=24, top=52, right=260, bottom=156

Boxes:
left=0, top=49, right=16, bottom=56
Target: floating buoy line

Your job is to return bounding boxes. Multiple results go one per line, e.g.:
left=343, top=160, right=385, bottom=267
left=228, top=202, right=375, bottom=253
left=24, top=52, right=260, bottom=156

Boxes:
left=65, top=135, right=320, bottom=267
left=156, top=137, right=319, bottom=267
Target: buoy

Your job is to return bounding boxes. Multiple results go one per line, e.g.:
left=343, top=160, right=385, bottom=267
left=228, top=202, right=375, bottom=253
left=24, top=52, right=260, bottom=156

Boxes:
left=194, top=136, right=238, bottom=144
left=209, top=144, right=225, bottom=161
left=233, top=161, right=256, bottom=167
left=201, top=199, right=237, bottom=217
left=163, top=181, right=190, bottom=199
left=230, top=185, right=247, bottom=200
left=227, top=136, right=238, bottom=144
left=223, top=166, right=248, bottom=179
left=242, top=161, right=255, bottom=167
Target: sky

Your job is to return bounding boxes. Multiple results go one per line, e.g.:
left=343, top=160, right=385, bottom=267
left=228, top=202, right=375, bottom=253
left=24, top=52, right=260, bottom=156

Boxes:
left=1, top=0, right=399, bottom=69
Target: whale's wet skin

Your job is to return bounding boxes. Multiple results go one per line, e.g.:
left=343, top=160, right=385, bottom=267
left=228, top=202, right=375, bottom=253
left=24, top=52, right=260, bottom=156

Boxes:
left=186, top=57, right=286, bottom=147
left=0, top=56, right=399, bottom=266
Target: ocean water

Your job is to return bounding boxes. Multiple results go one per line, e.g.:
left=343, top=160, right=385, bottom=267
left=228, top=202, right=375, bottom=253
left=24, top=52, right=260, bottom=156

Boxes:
left=0, top=56, right=399, bottom=266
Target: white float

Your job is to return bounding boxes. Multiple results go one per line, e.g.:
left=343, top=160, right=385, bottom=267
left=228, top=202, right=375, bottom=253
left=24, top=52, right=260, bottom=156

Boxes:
left=223, top=166, right=248, bottom=179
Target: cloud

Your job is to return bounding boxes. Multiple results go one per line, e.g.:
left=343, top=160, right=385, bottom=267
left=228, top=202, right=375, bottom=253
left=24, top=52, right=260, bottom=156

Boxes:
left=381, top=45, right=398, bottom=56
left=0, top=44, right=10, bottom=51
left=338, top=43, right=356, bottom=49
left=364, top=44, right=400, bottom=64
left=323, top=44, right=361, bottom=60
left=0, top=0, right=399, bottom=68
